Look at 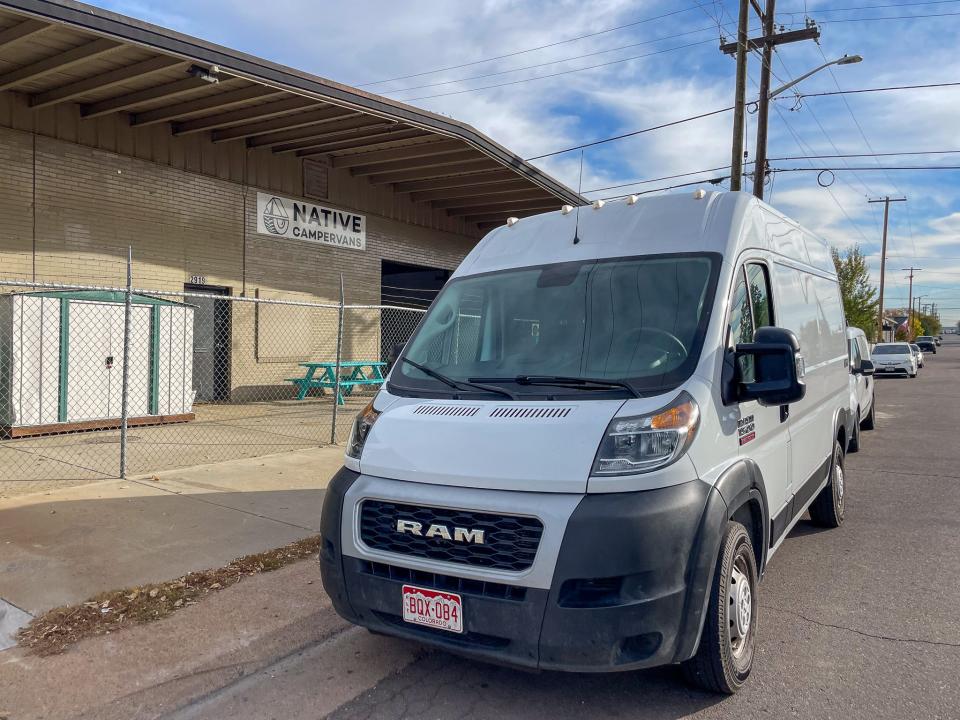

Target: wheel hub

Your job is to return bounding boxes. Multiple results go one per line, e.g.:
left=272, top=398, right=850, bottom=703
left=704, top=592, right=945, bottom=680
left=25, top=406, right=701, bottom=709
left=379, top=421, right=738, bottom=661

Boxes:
left=728, top=563, right=753, bottom=657
left=732, top=568, right=752, bottom=638
left=836, top=463, right=845, bottom=503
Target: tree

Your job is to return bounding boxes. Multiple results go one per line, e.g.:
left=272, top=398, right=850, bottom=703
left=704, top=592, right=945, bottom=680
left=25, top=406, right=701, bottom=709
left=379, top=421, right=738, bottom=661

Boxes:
left=832, top=245, right=879, bottom=341
left=918, top=312, right=942, bottom=336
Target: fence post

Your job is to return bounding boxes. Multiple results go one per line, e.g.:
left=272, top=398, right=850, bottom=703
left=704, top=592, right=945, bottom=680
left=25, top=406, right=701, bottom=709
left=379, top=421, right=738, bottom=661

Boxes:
left=119, top=246, right=133, bottom=478
left=330, top=273, right=345, bottom=444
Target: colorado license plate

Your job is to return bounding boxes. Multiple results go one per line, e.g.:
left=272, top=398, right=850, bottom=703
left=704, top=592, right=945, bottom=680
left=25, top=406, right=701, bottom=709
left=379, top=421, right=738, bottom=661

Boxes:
left=401, top=585, right=463, bottom=633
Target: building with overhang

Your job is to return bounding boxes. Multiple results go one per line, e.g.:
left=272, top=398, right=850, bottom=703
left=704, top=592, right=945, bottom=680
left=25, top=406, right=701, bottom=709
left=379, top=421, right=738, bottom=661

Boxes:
left=0, top=0, right=582, bottom=406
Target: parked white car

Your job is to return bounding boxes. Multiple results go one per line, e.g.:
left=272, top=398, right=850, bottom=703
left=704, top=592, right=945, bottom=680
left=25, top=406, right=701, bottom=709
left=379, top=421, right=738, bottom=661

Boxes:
left=909, top=343, right=924, bottom=369
left=872, top=343, right=917, bottom=377
left=846, top=327, right=876, bottom=452
left=321, top=191, right=852, bottom=695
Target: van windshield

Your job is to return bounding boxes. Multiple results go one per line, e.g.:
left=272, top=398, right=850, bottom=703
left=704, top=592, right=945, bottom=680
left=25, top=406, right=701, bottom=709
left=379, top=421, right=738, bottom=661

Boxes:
left=391, top=253, right=720, bottom=398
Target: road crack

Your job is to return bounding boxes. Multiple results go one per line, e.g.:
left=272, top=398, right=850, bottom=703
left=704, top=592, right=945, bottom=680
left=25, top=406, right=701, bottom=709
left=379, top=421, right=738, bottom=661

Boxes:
left=764, top=605, right=960, bottom=648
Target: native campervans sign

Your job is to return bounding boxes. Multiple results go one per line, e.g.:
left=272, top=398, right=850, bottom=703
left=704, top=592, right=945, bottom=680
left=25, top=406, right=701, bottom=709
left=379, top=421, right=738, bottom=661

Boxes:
left=256, top=192, right=365, bottom=250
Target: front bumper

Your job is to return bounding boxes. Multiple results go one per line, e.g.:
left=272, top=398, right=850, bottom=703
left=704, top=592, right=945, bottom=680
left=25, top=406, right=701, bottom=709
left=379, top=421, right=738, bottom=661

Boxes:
left=319, top=468, right=726, bottom=672
left=875, top=363, right=912, bottom=374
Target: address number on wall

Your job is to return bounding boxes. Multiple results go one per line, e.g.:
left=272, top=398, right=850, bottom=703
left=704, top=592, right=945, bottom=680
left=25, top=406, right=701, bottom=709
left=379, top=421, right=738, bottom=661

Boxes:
left=189, top=275, right=207, bottom=285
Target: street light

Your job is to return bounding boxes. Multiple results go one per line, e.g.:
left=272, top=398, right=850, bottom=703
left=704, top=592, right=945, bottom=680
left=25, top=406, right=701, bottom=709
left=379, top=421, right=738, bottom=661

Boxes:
left=752, top=53, right=862, bottom=200
left=768, top=54, right=863, bottom=100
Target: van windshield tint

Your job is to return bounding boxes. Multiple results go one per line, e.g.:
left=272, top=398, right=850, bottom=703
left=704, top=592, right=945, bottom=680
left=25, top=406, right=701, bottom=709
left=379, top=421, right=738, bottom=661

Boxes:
left=392, top=253, right=720, bottom=397
left=874, top=344, right=910, bottom=354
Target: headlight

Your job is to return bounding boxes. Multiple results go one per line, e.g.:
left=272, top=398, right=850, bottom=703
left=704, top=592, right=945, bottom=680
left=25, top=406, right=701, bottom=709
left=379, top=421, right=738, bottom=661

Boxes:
left=591, top=392, right=700, bottom=476
left=346, top=400, right=380, bottom=459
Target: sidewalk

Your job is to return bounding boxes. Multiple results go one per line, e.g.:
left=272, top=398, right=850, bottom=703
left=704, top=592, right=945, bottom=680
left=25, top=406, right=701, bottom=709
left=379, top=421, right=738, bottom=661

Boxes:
left=0, top=559, right=421, bottom=720
left=0, top=444, right=345, bottom=628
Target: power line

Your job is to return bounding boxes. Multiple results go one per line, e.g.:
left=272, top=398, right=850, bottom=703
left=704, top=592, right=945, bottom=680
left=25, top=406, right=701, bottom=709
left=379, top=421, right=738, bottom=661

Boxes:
left=399, top=38, right=718, bottom=101
left=818, top=9, right=960, bottom=21
left=773, top=165, right=960, bottom=171
left=527, top=106, right=734, bottom=161
left=772, top=50, right=878, bottom=197
left=815, top=43, right=906, bottom=199
left=785, top=0, right=960, bottom=13
left=384, top=24, right=725, bottom=95
left=357, top=6, right=701, bottom=87
left=778, top=80, right=960, bottom=100
left=581, top=150, right=960, bottom=193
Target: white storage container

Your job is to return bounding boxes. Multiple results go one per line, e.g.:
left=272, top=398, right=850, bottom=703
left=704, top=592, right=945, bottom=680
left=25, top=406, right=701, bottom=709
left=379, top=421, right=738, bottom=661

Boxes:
left=0, top=291, right=195, bottom=436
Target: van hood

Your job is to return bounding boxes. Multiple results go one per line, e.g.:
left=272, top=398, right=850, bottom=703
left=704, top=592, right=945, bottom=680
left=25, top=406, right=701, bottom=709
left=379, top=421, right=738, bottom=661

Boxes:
left=357, top=394, right=629, bottom=493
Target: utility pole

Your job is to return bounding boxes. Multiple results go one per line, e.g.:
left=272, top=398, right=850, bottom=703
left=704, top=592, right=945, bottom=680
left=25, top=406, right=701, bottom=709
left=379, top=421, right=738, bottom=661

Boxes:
left=869, top=196, right=907, bottom=341
left=729, top=0, right=750, bottom=192
left=752, top=0, right=776, bottom=198
left=721, top=7, right=820, bottom=197
left=903, top=267, right=922, bottom=340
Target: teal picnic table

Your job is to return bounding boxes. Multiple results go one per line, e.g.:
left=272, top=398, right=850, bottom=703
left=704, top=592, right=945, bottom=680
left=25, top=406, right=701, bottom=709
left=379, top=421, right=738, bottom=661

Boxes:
left=288, top=360, right=387, bottom=405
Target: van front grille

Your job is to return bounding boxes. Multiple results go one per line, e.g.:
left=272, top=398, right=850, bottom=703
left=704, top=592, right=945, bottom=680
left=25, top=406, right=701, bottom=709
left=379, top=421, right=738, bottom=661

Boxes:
left=359, top=500, right=543, bottom=572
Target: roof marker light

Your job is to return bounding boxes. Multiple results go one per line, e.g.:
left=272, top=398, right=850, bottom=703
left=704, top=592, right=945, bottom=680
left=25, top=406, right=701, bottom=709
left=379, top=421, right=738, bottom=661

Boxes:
left=592, top=199, right=605, bottom=210
left=693, top=189, right=707, bottom=199
left=506, top=216, right=520, bottom=227
left=561, top=204, right=574, bottom=215
left=627, top=194, right=639, bottom=205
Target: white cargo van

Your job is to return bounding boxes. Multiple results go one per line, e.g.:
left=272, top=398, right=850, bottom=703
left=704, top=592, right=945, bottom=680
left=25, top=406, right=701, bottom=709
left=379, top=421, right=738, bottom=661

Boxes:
left=320, top=191, right=851, bottom=694
left=846, top=326, right=876, bottom=452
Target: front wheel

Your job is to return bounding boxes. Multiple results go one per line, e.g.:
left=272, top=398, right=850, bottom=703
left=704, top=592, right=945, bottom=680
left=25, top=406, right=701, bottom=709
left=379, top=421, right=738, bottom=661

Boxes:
left=809, top=440, right=845, bottom=528
left=681, top=522, right=759, bottom=694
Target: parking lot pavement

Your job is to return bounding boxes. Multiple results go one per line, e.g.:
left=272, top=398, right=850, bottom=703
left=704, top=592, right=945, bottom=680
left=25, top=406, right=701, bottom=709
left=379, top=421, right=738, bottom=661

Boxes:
left=200, top=341, right=959, bottom=720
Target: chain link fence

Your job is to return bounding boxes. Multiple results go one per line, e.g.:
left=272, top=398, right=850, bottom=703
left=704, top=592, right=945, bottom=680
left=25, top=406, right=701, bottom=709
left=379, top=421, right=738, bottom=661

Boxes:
left=0, top=251, right=425, bottom=497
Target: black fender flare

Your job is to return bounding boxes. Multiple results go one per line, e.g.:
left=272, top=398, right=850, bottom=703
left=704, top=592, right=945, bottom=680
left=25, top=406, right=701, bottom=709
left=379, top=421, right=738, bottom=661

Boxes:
left=673, top=461, right=770, bottom=663
left=714, top=458, right=771, bottom=575
left=834, top=404, right=852, bottom=452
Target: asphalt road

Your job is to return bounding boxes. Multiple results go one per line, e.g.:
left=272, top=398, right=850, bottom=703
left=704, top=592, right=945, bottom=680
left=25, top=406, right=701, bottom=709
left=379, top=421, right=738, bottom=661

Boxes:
left=175, top=338, right=960, bottom=720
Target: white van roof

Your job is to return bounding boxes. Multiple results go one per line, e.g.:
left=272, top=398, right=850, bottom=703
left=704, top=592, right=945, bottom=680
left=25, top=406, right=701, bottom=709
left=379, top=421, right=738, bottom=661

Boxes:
left=454, top=190, right=835, bottom=279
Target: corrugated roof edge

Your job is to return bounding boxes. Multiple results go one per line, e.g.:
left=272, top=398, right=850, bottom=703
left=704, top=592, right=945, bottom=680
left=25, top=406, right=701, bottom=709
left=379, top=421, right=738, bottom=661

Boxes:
left=0, top=0, right=585, bottom=206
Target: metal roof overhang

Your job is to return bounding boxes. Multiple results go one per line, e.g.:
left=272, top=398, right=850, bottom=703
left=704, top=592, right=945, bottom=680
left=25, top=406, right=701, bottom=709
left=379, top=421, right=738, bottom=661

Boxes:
left=0, top=0, right=584, bottom=229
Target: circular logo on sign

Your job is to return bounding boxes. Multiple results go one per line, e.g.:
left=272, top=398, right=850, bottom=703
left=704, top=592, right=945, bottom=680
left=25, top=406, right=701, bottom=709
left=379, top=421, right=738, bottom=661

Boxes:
left=262, top=197, right=289, bottom=234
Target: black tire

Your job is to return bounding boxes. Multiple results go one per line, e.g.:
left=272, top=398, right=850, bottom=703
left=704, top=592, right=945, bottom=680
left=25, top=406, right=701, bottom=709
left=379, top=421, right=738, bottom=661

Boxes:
left=681, top=522, right=759, bottom=695
left=909, top=371, right=917, bottom=378
left=809, top=440, right=845, bottom=528
left=861, top=396, right=876, bottom=430
left=848, top=412, right=861, bottom=453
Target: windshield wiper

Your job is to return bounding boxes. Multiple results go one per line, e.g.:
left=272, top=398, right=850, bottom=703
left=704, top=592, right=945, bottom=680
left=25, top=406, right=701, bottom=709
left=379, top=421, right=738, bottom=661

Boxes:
left=399, top=357, right=516, bottom=399
left=468, top=375, right=639, bottom=398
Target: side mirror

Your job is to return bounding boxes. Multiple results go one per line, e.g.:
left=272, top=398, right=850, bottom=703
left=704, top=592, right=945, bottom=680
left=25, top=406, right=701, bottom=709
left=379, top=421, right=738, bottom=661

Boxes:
left=387, top=342, right=406, bottom=372
left=857, top=359, right=875, bottom=376
left=735, top=326, right=806, bottom=407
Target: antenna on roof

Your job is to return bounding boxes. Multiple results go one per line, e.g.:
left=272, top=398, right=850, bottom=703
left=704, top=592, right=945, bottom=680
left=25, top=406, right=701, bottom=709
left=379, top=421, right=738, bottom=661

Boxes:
left=573, top=150, right=584, bottom=245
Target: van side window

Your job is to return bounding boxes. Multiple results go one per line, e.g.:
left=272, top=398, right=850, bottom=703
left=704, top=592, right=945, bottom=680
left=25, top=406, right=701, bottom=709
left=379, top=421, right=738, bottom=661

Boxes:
left=729, top=263, right=774, bottom=386
left=746, top=263, right=773, bottom=329
left=729, top=269, right=756, bottom=383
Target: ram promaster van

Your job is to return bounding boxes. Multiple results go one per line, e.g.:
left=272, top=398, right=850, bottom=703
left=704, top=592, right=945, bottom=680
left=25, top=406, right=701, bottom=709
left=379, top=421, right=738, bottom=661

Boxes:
left=320, top=191, right=851, bottom=694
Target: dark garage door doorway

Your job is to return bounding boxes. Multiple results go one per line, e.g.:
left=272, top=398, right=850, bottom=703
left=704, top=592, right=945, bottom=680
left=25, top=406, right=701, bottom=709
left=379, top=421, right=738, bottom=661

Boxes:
left=380, top=260, right=450, bottom=361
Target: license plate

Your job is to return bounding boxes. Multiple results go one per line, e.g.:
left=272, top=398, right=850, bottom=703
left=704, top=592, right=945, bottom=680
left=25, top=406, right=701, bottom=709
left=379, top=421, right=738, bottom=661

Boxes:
left=402, top=585, right=463, bottom=634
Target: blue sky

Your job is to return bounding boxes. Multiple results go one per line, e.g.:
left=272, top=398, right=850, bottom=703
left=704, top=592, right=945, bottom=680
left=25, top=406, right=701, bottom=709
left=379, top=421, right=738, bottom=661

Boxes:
left=92, top=0, right=960, bottom=325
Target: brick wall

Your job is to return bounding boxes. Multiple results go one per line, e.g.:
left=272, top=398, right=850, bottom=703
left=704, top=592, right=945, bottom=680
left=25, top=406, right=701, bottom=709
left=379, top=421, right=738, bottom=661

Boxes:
left=0, top=126, right=479, bottom=397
